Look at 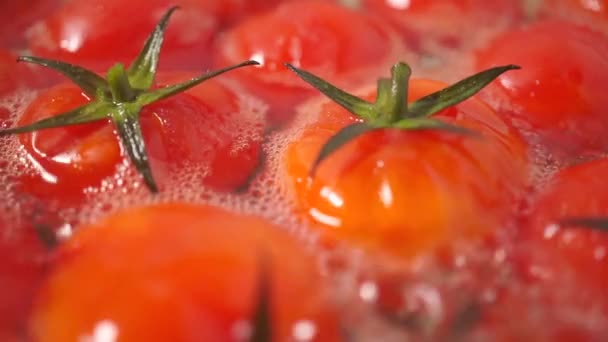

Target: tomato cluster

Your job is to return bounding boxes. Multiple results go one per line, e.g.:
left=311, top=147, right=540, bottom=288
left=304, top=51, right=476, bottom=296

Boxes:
left=2, top=0, right=608, bottom=340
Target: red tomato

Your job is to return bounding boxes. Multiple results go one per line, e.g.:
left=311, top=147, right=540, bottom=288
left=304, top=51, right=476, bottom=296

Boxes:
left=14, top=76, right=263, bottom=204
left=0, top=215, right=50, bottom=341
left=522, top=158, right=608, bottom=292
left=360, top=0, right=522, bottom=51
left=283, top=79, right=528, bottom=260
left=536, top=0, right=608, bottom=33
left=0, top=0, right=59, bottom=48
left=27, top=0, right=222, bottom=71
left=28, top=203, right=340, bottom=341
left=0, top=50, right=56, bottom=97
left=476, top=21, right=608, bottom=160
left=213, top=0, right=407, bottom=126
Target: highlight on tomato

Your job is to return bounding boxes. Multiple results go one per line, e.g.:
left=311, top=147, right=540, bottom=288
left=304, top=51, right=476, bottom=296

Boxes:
left=0, top=7, right=262, bottom=206
left=28, top=203, right=340, bottom=341
left=281, top=60, right=529, bottom=261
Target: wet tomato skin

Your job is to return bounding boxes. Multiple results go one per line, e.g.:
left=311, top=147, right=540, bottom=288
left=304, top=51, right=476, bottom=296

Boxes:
left=0, top=217, right=50, bottom=341
left=522, top=159, right=608, bottom=292
left=284, top=79, right=528, bottom=260
left=536, top=0, right=608, bottom=33
left=213, top=0, right=406, bottom=126
left=16, top=77, right=262, bottom=204
left=0, top=0, right=60, bottom=48
left=360, top=0, right=522, bottom=50
left=476, top=21, right=608, bottom=160
left=27, top=0, right=218, bottom=71
left=28, top=203, right=340, bottom=342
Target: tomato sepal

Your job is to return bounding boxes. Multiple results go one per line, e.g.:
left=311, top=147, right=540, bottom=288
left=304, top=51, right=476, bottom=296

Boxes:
left=286, top=62, right=518, bottom=174
left=0, top=8, right=259, bottom=193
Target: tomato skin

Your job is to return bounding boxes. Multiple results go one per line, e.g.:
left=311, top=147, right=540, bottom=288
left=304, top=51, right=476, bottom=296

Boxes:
left=476, top=21, right=608, bottom=160
left=15, top=77, right=262, bottom=204
left=521, top=159, right=608, bottom=292
left=0, top=216, right=50, bottom=341
left=537, top=0, right=608, bottom=33
left=0, top=50, right=58, bottom=97
left=283, top=79, right=528, bottom=260
left=0, top=0, right=60, bottom=48
left=27, top=0, right=219, bottom=71
left=213, top=0, right=407, bottom=126
left=28, top=203, right=340, bottom=341
left=360, top=0, right=522, bottom=51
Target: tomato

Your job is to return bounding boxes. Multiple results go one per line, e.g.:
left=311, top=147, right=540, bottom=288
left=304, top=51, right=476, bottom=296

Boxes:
left=359, top=0, right=522, bottom=51
left=0, top=214, right=51, bottom=341
left=0, top=0, right=59, bottom=48
left=536, top=0, right=608, bottom=33
left=27, top=0, right=222, bottom=71
left=475, top=21, right=608, bottom=160
left=28, top=203, right=340, bottom=341
left=13, top=76, right=262, bottom=204
left=283, top=78, right=528, bottom=260
left=521, top=158, right=608, bottom=292
left=213, top=0, right=407, bottom=126
left=0, top=49, right=57, bottom=97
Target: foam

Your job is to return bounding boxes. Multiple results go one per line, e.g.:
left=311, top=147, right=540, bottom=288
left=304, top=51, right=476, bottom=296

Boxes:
left=2, top=1, right=608, bottom=338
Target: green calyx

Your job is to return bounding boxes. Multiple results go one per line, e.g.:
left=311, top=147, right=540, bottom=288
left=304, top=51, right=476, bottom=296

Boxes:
left=0, top=6, right=258, bottom=193
left=285, top=62, right=520, bottom=175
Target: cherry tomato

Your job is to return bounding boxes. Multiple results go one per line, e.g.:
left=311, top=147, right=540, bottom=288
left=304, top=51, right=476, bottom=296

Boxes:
left=28, top=203, right=340, bottom=341
left=14, top=76, right=262, bottom=204
left=283, top=79, right=528, bottom=260
left=536, top=0, right=608, bottom=33
left=360, top=0, right=522, bottom=51
left=0, top=49, right=56, bottom=97
left=522, top=158, right=608, bottom=292
left=476, top=21, right=608, bottom=160
left=0, top=215, right=50, bottom=341
left=213, top=0, right=407, bottom=126
left=27, top=0, right=222, bottom=71
left=0, top=0, right=59, bottom=48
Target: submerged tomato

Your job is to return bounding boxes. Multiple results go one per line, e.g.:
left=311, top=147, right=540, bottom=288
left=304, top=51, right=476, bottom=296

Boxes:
left=522, top=159, right=608, bottom=292
left=29, top=203, right=339, bottom=341
left=214, top=0, right=406, bottom=126
left=15, top=77, right=262, bottom=203
left=476, top=21, right=608, bottom=160
left=360, top=0, right=522, bottom=51
left=28, top=0, right=220, bottom=70
left=0, top=49, right=56, bottom=97
left=0, top=215, right=50, bottom=341
left=0, top=0, right=59, bottom=47
left=283, top=79, right=528, bottom=260
left=536, top=0, right=608, bottom=33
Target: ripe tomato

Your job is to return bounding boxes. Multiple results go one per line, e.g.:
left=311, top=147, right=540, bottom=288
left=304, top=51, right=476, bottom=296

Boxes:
left=283, top=79, right=528, bottom=260
left=521, top=158, right=608, bottom=292
left=213, top=0, right=407, bottom=126
left=475, top=21, right=608, bottom=160
left=27, top=0, right=222, bottom=71
left=0, top=49, right=56, bottom=97
left=0, top=0, right=59, bottom=48
left=359, top=0, right=522, bottom=51
left=13, top=76, right=262, bottom=204
left=0, top=215, right=50, bottom=341
left=536, top=0, right=608, bottom=33
left=28, top=203, right=340, bottom=341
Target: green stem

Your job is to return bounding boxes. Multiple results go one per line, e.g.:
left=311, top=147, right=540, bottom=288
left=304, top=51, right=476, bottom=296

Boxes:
left=374, top=62, right=410, bottom=123
left=107, top=63, right=136, bottom=103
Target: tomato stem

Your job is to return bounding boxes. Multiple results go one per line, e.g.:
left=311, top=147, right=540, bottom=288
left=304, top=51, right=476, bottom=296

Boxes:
left=107, top=63, right=136, bottom=103
left=373, top=62, right=410, bottom=123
